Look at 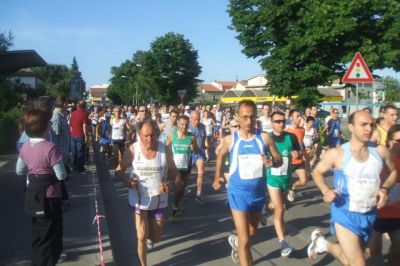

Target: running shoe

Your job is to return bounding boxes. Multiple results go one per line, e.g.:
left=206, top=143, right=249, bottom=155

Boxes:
left=58, top=253, right=67, bottom=262
left=170, top=207, right=182, bottom=221
left=228, top=234, right=238, bottom=251
left=307, top=228, right=327, bottom=260
left=287, top=189, right=296, bottom=202
left=231, top=249, right=239, bottom=263
left=280, top=240, right=294, bottom=257
left=147, top=239, right=154, bottom=250
left=195, top=195, right=206, bottom=205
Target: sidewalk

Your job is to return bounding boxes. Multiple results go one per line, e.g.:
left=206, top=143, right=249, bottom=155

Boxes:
left=0, top=150, right=113, bottom=266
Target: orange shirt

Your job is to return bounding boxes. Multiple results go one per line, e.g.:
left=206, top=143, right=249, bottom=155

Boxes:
left=286, top=126, right=305, bottom=164
left=378, top=144, right=400, bottom=219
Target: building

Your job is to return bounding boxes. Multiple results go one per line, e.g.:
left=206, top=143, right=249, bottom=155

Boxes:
left=7, top=70, right=45, bottom=90
left=88, top=84, right=109, bottom=105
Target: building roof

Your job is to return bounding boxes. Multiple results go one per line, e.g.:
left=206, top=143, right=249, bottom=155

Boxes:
left=201, top=83, right=221, bottom=92
left=90, top=87, right=107, bottom=94
left=317, top=87, right=341, bottom=97
left=0, top=50, right=46, bottom=75
left=214, top=81, right=237, bottom=89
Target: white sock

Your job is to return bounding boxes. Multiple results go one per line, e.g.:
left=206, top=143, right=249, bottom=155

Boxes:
left=197, top=191, right=202, bottom=197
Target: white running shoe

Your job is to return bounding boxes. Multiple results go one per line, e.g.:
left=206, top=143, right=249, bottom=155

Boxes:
left=228, top=234, right=238, bottom=251
left=287, top=189, right=296, bottom=202
left=307, top=228, right=327, bottom=260
left=280, top=240, right=294, bottom=257
left=231, top=249, right=239, bottom=263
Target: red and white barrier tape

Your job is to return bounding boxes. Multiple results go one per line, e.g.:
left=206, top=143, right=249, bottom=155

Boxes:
left=92, top=169, right=106, bottom=266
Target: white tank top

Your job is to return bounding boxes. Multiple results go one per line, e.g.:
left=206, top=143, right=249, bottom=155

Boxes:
left=111, top=118, right=125, bottom=140
left=129, top=141, right=168, bottom=210
left=202, top=118, right=213, bottom=136
left=303, top=127, right=315, bottom=148
left=258, top=116, right=272, bottom=133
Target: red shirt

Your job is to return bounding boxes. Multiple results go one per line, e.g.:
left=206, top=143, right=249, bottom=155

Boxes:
left=378, top=143, right=400, bottom=219
left=286, top=126, right=305, bottom=164
left=70, top=108, right=87, bottom=137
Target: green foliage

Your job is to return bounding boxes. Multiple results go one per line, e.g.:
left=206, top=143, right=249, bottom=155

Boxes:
left=109, top=33, right=202, bottom=105
left=0, top=108, right=23, bottom=154
left=0, top=77, right=22, bottom=111
left=383, top=76, right=400, bottom=103
left=293, top=87, right=323, bottom=111
left=31, top=64, right=73, bottom=98
left=0, top=29, right=13, bottom=52
left=228, top=0, right=400, bottom=97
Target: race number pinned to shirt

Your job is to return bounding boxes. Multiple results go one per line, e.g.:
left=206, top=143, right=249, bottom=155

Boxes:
left=348, top=174, right=380, bottom=213
left=239, top=154, right=263, bottom=179
left=271, top=157, right=289, bottom=176
left=173, top=153, right=190, bottom=170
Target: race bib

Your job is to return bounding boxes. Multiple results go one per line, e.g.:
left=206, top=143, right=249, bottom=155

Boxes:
left=139, top=174, right=161, bottom=197
left=239, top=154, right=263, bottom=179
left=174, top=153, right=190, bottom=170
left=388, top=183, right=400, bottom=205
left=348, top=174, right=380, bottom=213
left=271, top=157, right=289, bottom=176
left=333, top=129, right=339, bottom=138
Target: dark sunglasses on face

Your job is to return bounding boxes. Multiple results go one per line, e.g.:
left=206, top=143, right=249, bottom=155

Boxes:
left=231, top=125, right=239, bottom=128
left=393, top=139, right=400, bottom=143
left=273, top=120, right=285, bottom=124
left=139, top=110, right=147, bottom=112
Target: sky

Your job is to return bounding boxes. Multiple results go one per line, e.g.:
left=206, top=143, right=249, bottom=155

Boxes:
left=1, top=0, right=399, bottom=89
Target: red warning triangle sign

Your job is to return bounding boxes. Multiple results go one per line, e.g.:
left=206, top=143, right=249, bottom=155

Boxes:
left=342, top=52, right=374, bottom=83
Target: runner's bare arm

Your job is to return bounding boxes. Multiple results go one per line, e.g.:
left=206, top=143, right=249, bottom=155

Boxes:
left=116, top=144, right=136, bottom=188
left=376, top=145, right=398, bottom=209
left=191, top=136, right=200, bottom=153
left=313, top=148, right=341, bottom=203
left=213, top=135, right=231, bottom=190
left=165, top=143, right=177, bottom=190
left=263, top=133, right=282, bottom=167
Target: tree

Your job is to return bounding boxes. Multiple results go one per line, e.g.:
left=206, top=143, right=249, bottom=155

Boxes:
left=107, top=51, right=147, bottom=105
left=31, top=64, right=72, bottom=97
left=383, top=76, right=400, bottom=103
left=0, top=29, right=13, bottom=52
left=141, top=32, right=202, bottom=104
left=228, top=0, right=400, bottom=98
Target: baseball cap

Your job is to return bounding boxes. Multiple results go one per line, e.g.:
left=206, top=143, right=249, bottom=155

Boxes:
left=185, top=105, right=190, bottom=110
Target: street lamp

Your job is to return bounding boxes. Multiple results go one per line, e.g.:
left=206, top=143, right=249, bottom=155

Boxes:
left=121, top=75, right=136, bottom=105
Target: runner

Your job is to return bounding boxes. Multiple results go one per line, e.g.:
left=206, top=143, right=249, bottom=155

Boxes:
left=166, top=115, right=199, bottom=220
left=159, top=109, right=179, bottom=143
left=367, top=124, right=400, bottom=265
left=307, top=111, right=397, bottom=265
left=213, top=100, right=282, bottom=265
left=202, top=109, right=216, bottom=162
left=264, top=111, right=301, bottom=257
left=285, top=109, right=307, bottom=202
left=189, top=111, right=207, bottom=205
left=323, top=108, right=343, bottom=148
left=110, top=106, right=127, bottom=175
left=257, top=103, right=273, bottom=133
left=371, top=104, right=398, bottom=145
left=116, top=120, right=176, bottom=266
left=89, top=106, right=100, bottom=142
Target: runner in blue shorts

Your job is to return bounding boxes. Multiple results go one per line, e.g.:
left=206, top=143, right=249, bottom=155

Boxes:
left=189, top=111, right=207, bottom=205
left=213, top=100, right=282, bottom=264
left=307, top=111, right=397, bottom=265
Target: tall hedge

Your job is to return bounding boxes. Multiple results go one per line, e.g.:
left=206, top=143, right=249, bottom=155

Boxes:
left=0, top=108, right=23, bottom=154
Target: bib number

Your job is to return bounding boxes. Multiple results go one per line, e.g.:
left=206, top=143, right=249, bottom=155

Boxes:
left=271, top=157, right=289, bottom=176
left=174, top=153, right=190, bottom=170
left=239, top=154, right=263, bottom=180
left=348, top=175, right=380, bottom=213
left=138, top=173, right=161, bottom=197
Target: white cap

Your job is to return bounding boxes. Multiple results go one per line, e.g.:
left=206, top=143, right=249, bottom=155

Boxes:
left=185, top=105, right=190, bottom=110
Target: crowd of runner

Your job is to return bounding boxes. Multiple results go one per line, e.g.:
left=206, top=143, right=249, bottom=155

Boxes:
left=16, top=96, right=399, bottom=266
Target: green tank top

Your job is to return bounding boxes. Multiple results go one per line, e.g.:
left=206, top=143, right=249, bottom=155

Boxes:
left=267, top=132, right=293, bottom=179
left=171, top=131, right=192, bottom=171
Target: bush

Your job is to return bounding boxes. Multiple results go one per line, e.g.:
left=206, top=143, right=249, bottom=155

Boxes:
left=0, top=108, right=23, bottom=154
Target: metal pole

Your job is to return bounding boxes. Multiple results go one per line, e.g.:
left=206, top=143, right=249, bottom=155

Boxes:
left=356, top=83, right=359, bottom=111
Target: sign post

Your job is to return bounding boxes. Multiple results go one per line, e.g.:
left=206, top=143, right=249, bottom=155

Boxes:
left=342, top=52, right=374, bottom=111
left=177, top=89, right=187, bottom=102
